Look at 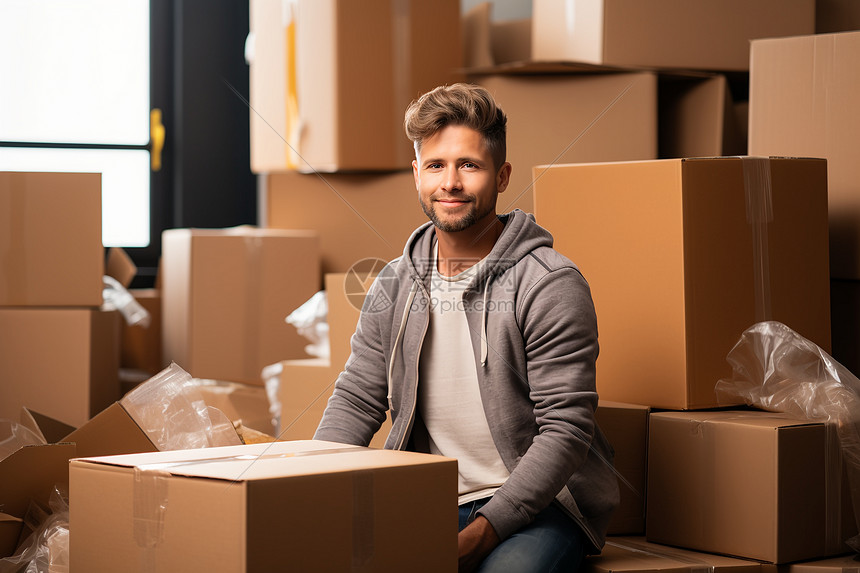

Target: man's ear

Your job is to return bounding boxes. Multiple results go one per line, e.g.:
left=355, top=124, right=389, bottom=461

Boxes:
left=496, top=162, right=512, bottom=194
left=412, top=159, right=420, bottom=190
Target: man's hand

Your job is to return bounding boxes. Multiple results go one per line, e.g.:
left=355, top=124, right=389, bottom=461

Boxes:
left=458, top=515, right=501, bottom=573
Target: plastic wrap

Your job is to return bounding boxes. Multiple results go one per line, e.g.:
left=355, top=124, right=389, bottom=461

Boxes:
left=0, top=421, right=46, bottom=463
left=0, top=486, right=68, bottom=573
left=285, top=290, right=330, bottom=359
left=121, top=363, right=242, bottom=450
left=715, top=320, right=860, bottom=551
left=260, top=361, right=283, bottom=437
left=102, top=275, right=151, bottom=328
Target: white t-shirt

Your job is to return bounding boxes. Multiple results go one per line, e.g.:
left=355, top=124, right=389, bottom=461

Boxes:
left=418, top=246, right=510, bottom=504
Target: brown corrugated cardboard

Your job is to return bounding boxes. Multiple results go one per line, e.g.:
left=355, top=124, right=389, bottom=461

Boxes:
left=474, top=72, right=657, bottom=214
left=266, top=171, right=425, bottom=274
left=589, top=537, right=765, bottom=573
left=534, top=157, right=831, bottom=409
left=161, top=227, right=321, bottom=385
left=63, top=402, right=157, bottom=460
left=646, top=411, right=854, bottom=563
left=462, top=2, right=494, bottom=68
left=749, top=31, right=860, bottom=279
left=491, top=19, right=531, bottom=65
left=532, top=0, right=814, bottom=71
left=105, top=247, right=137, bottom=289
left=69, top=441, right=457, bottom=572
left=0, top=442, right=76, bottom=525
left=0, top=513, right=22, bottom=558
left=249, top=0, right=462, bottom=173
left=120, top=288, right=163, bottom=374
left=659, top=73, right=745, bottom=159
left=0, top=308, right=121, bottom=426
left=595, top=400, right=648, bottom=535
left=0, top=171, right=103, bottom=307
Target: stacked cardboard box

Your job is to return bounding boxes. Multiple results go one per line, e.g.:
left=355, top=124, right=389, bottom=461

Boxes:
left=248, top=0, right=462, bottom=173
left=0, top=172, right=121, bottom=427
left=161, top=227, right=321, bottom=385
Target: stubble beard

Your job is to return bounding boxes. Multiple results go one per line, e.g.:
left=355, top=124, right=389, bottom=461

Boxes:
left=421, top=197, right=495, bottom=233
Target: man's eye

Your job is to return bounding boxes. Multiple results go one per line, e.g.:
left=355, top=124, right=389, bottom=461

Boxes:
left=427, top=163, right=443, bottom=169
left=462, top=162, right=478, bottom=169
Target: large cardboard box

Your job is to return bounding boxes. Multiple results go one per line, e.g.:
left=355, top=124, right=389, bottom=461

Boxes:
left=0, top=171, right=103, bottom=307
left=532, top=0, right=814, bottom=71
left=161, top=228, right=321, bottom=385
left=533, top=157, right=831, bottom=409
left=588, top=537, right=765, bottom=573
left=646, top=411, right=854, bottom=563
left=474, top=72, right=657, bottom=214
left=784, top=554, right=860, bottom=573
left=595, top=400, right=648, bottom=535
left=0, top=308, right=121, bottom=426
left=70, top=441, right=457, bottom=572
left=266, top=171, right=425, bottom=274
left=249, top=0, right=462, bottom=173
left=749, top=31, right=860, bottom=279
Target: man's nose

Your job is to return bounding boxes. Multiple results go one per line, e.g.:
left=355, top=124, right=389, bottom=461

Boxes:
left=441, top=166, right=462, bottom=191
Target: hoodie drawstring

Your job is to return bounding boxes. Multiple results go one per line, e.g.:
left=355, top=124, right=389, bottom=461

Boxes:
left=480, top=277, right=491, bottom=367
left=388, top=279, right=418, bottom=402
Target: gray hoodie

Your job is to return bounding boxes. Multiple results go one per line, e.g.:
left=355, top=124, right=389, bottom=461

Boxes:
left=315, top=209, right=619, bottom=552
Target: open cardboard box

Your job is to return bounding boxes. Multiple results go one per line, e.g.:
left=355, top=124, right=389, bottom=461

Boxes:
left=70, top=440, right=457, bottom=572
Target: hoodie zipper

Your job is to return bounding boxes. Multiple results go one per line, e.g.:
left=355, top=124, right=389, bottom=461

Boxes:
left=394, top=277, right=430, bottom=451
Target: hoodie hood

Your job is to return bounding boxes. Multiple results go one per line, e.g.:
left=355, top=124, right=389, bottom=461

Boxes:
left=402, top=209, right=554, bottom=289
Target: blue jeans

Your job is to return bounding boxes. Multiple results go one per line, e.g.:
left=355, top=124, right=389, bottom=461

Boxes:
left=459, top=497, right=588, bottom=573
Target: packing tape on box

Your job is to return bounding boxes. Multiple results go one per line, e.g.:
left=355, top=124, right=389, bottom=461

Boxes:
left=284, top=0, right=300, bottom=170
left=133, top=467, right=170, bottom=573
left=742, top=157, right=774, bottom=323
left=604, top=538, right=714, bottom=573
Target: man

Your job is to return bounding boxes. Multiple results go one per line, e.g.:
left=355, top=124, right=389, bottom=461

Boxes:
left=315, top=83, right=618, bottom=572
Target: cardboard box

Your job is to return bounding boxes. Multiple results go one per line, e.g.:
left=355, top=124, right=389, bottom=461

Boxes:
left=646, top=411, right=854, bottom=563
left=533, top=157, right=831, bottom=409
left=0, top=171, right=103, bottom=307
left=121, top=288, right=163, bottom=375
left=595, top=400, right=648, bottom=535
left=0, top=308, right=121, bottom=426
left=474, top=72, right=657, bottom=214
left=532, top=0, right=814, bottom=71
left=249, top=0, right=462, bottom=173
left=589, top=537, right=765, bottom=573
left=69, top=441, right=458, bottom=572
left=0, top=513, right=23, bottom=558
left=266, top=171, right=426, bottom=274
left=659, top=73, right=745, bottom=159
left=161, top=227, right=321, bottom=385
left=63, top=402, right=158, bottom=460
left=749, top=31, right=860, bottom=279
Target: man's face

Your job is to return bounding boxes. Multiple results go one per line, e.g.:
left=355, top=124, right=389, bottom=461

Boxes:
left=413, top=125, right=510, bottom=233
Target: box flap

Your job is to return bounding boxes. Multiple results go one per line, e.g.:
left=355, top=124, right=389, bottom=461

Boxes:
left=19, top=408, right=77, bottom=444
left=63, top=402, right=156, bottom=459
left=0, top=443, right=75, bottom=518
left=72, top=440, right=455, bottom=482
left=0, top=512, right=23, bottom=559
left=106, top=247, right=137, bottom=288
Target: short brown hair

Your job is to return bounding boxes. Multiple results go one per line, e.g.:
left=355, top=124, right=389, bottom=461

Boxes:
left=404, top=83, right=507, bottom=169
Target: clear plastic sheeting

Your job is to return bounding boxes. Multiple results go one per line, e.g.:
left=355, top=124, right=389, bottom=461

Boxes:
left=286, top=290, right=330, bottom=359
left=102, top=275, right=151, bottom=327
left=0, top=486, right=69, bottom=573
left=121, top=363, right=242, bottom=450
left=715, top=320, right=860, bottom=551
left=0, top=421, right=46, bottom=463
left=260, top=361, right=283, bottom=437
